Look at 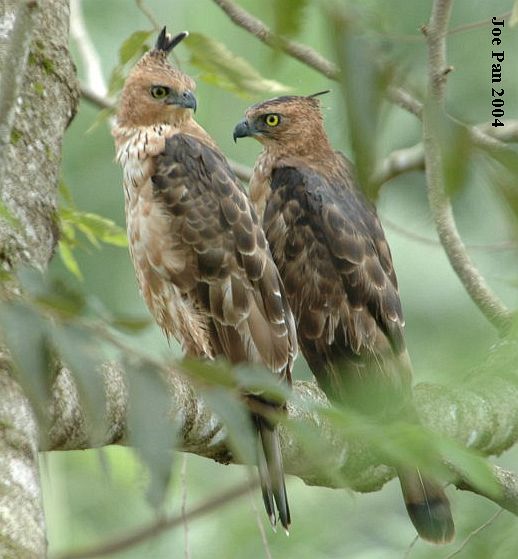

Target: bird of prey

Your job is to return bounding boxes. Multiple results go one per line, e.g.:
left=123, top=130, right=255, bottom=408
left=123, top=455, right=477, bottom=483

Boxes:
left=112, top=28, right=297, bottom=531
left=233, top=93, right=455, bottom=543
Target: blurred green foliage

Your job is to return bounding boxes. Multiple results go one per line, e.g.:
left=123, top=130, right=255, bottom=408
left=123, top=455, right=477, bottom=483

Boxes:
left=4, top=0, right=517, bottom=557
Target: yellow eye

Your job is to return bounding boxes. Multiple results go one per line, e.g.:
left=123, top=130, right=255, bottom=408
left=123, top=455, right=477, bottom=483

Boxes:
left=265, top=114, right=280, bottom=127
left=150, top=85, right=169, bottom=99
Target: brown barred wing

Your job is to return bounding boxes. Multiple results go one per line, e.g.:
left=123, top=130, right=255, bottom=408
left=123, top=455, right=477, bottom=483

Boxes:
left=265, top=165, right=408, bottom=400
left=152, top=134, right=296, bottom=378
left=152, top=133, right=296, bottom=530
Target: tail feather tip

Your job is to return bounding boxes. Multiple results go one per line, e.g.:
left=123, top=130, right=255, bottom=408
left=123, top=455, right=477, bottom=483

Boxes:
left=406, top=501, right=455, bottom=544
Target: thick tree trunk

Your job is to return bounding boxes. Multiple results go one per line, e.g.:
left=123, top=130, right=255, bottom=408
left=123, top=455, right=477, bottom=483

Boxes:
left=0, top=1, right=78, bottom=557
left=0, top=0, right=78, bottom=270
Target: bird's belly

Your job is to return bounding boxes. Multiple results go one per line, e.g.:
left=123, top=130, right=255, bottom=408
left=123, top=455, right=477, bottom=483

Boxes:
left=125, top=185, right=212, bottom=357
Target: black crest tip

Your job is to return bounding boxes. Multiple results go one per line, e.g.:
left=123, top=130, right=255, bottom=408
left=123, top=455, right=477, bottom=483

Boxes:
left=308, top=90, right=331, bottom=99
left=155, top=27, right=189, bottom=53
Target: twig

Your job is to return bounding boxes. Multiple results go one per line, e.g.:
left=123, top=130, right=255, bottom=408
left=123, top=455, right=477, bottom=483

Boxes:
left=80, top=85, right=113, bottom=111
left=447, top=11, right=512, bottom=36
left=212, top=0, right=338, bottom=79
left=70, top=0, right=107, bottom=96
left=382, top=216, right=518, bottom=252
left=0, top=0, right=39, bottom=187
left=457, top=465, right=518, bottom=516
left=212, top=0, right=424, bottom=121
left=444, top=508, right=503, bottom=559
left=373, top=10, right=514, bottom=45
left=52, top=479, right=259, bottom=559
left=477, top=119, right=518, bottom=143
left=135, top=0, right=160, bottom=30
left=367, top=118, right=518, bottom=187
left=248, top=482, right=273, bottom=559
left=386, top=87, right=423, bottom=118
left=180, top=454, right=190, bottom=559
left=402, top=534, right=419, bottom=559
left=372, top=143, right=425, bottom=186
left=425, top=0, right=454, bottom=101
left=422, top=0, right=512, bottom=332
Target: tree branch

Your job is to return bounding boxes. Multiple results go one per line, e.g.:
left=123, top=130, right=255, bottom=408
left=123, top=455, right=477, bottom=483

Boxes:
left=41, top=358, right=518, bottom=515
left=70, top=0, right=107, bottom=96
left=212, top=0, right=338, bottom=79
left=422, top=1, right=512, bottom=332
left=372, top=144, right=425, bottom=187
left=212, top=0, right=423, bottom=119
left=382, top=216, right=518, bottom=253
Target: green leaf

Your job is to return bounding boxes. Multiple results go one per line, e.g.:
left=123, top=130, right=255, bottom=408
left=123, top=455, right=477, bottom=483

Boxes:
left=108, top=65, right=126, bottom=98
left=58, top=240, right=83, bottom=280
left=202, top=387, right=256, bottom=464
left=119, top=30, right=153, bottom=65
left=234, top=364, right=291, bottom=404
left=86, top=107, right=116, bottom=134
left=184, top=33, right=289, bottom=97
left=60, top=208, right=127, bottom=248
left=425, top=105, right=472, bottom=197
left=272, top=0, right=310, bottom=38
left=107, top=30, right=153, bottom=98
left=438, top=438, right=501, bottom=498
left=52, top=324, right=107, bottom=440
left=331, top=11, right=392, bottom=200
left=58, top=181, right=74, bottom=206
left=110, top=315, right=151, bottom=333
left=126, top=359, right=177, bottom=508
left=57, top=205, right=127, bottom=279
left=0, top=301, right=54, bottom=424
left=35, top=280, right=87, bottom=319
left=75, top=212, right=127, bottom=247
left=181, top=357, right=237, bottom=389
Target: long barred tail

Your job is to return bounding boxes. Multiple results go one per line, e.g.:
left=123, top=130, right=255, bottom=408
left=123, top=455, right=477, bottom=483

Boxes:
left=398, top=467, right=455, bottom=544
left=256, top=417, right=291, bottom=533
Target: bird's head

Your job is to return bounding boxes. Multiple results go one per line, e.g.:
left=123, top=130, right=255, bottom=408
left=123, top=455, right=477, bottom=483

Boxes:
left=117, top=27, right=196, bottom=128
left=233, top=91, right=330, bottom=148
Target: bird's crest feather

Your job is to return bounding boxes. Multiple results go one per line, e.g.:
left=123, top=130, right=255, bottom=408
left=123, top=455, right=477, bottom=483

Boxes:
left=154, top=27, right=189, bottom=53
left=308, top=90, right=331, bottom=99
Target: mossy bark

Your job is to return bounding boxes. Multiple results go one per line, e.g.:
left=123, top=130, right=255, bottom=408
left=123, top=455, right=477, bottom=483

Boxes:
left=0, top=1, right=78, bottom=557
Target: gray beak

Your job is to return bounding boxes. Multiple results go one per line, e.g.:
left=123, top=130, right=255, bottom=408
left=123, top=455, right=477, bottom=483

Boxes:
left=167, top=89, right=197, bottom=112
left=233, top=119, right=251, bottom=143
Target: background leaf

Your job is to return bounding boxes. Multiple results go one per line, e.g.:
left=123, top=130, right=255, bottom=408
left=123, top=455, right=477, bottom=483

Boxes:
left=126, top=359, right=177, bottom=509
left=119, top=30, right=153, bottom=65
left=0, top=301, right=54, bottom=422
left=272, top=0, right=310, bottom=38
left=202, top=387, right=256, bottom=465
left=184, top=32, right=289, bottom=97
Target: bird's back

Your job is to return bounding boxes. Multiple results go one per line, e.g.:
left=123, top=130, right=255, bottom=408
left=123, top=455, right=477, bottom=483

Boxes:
left=259, top=153, right=411, bottom=409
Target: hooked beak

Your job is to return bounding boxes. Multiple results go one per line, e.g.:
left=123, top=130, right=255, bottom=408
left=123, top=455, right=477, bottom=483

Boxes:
left=167, top=89, right=197, bottom=112
left=233, top=119, right=253, bottom=143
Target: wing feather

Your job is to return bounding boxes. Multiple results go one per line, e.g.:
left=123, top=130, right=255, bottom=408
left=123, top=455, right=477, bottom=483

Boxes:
left=151, top=134, right=297, bottom=380
left=263, top=164, right=406, bottom=396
